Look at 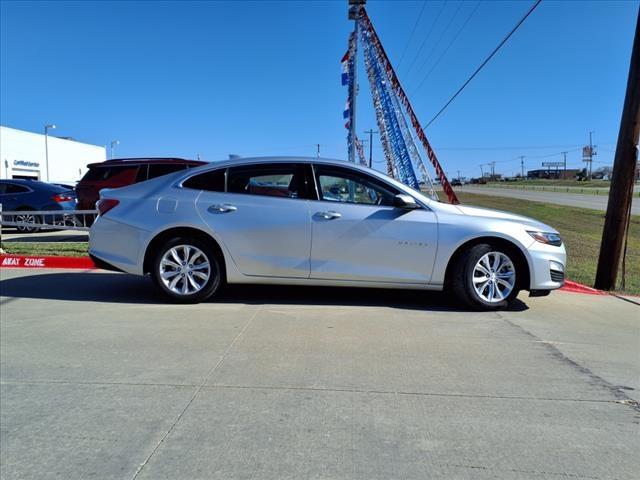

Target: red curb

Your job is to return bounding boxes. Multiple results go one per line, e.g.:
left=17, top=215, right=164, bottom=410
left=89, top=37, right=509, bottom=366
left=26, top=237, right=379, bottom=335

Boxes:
left=0, top=255, right=96, bottom=269
left=560, top=280, right=606, bottom=295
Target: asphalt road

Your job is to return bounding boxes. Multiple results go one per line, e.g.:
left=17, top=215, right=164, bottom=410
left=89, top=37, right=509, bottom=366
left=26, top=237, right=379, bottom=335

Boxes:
left=1, top=268, right=639, bottom=480
left=458, top=186, right=640, bottom=215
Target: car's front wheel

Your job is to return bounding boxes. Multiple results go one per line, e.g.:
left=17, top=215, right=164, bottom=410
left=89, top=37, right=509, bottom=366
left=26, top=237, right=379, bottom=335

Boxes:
left=151, top=237, right=222, bottom=303
left=450, top=243, right=520, bottom=311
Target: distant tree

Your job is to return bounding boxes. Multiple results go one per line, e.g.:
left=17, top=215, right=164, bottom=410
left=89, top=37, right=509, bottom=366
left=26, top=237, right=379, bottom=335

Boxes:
left=576, top=168, right=588, bottom=181
left=594, top=166, right=613, bottom=180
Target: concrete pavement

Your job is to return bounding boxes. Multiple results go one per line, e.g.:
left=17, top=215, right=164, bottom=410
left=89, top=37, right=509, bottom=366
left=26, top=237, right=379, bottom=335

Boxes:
left=458, top=186, right=640, bottom=214
left=1, top=268, right=638, bottom=479
left=0, top=229, right=88, bottom=243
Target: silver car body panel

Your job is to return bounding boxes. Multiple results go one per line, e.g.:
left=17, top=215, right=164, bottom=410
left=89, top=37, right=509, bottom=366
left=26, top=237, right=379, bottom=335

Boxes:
left=89, top=157, right=566, bottom=292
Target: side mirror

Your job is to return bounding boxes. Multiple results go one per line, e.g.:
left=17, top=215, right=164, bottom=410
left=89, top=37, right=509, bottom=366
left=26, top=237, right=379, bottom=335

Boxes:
left=393, top=194, right=420, bottom=210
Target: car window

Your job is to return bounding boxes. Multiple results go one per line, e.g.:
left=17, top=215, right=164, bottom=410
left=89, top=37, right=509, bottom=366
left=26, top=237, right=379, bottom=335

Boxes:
left=182, top=169, right=226, bottom=192
left=227, top=164, right=307, bottom=199
left=0, top=183, right=7, bottom=194
left=5, top=184, right=30, bottom=194
left=135, top=165, right=149, bottom=182
left=147, top=163, right=187, bottom=180
left=314, top=166, right=398, bottom=206
left=81, top=166, right=138, bottom=182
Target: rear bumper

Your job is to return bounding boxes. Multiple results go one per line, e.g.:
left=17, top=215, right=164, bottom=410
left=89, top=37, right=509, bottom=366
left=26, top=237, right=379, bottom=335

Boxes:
left=89, top=253, right=125, bottom=272
left=89, top=216, right=148, bottom=275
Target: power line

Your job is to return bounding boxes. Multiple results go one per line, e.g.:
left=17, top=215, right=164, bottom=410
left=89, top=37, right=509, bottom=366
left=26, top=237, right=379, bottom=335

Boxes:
left=403, top=1, right=447, bottom=77
left=437, top=144, right=584, bottom=151
left=526, top=147, right=582, bottom=159
left=411, top=0, right=465, bottom=83
left=413, top=1, right=482, bottom=92
left=396, top=1, right=428, bottom=69
left=423, top=0, right=543, bottom=129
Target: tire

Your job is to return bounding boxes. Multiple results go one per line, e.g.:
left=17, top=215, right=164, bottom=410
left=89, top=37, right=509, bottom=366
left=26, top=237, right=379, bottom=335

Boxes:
left=15, top=210, right=41, bottom=233
left=450, top=243, right=520, bottom=311
left=151, top=236, right=223, bottom=303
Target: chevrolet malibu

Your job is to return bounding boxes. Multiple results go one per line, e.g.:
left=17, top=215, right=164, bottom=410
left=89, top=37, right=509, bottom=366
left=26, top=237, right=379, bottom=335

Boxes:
left=89, top=157, right=566, bottom=310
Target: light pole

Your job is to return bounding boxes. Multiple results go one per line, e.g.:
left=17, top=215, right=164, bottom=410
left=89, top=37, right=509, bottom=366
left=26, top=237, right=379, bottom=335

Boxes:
left=110, top=140, right=120, bottom=159
left=44, top=124, right=56, bottom=182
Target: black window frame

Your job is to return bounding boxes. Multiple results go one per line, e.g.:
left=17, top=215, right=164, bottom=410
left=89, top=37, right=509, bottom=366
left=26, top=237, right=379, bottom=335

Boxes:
left=311, top=164, right=402, bottom=207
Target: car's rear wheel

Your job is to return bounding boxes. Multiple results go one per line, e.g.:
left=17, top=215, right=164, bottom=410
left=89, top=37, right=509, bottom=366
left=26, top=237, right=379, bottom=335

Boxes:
left=151, top=237, right=222, bottom=303
left=15, top=210, right=41, bottom=233
left=450, top=243, right=520, bottom=311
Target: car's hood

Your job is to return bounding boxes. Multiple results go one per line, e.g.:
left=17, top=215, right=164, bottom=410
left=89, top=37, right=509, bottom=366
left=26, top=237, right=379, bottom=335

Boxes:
left=455, top=204, right=558, bottom=233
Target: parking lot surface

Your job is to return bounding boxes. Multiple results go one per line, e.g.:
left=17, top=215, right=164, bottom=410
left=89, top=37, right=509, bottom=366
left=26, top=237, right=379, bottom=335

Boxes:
left=1, top=268, right=639, bottom=479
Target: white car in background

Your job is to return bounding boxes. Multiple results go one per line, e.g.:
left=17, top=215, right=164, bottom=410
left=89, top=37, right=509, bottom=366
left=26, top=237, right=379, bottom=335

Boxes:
left=89, top=157, right=566, bottom=310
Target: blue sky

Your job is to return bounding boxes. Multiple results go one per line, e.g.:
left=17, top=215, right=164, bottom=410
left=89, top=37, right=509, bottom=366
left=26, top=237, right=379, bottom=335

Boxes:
left=1, top=0, right=637, bottom=179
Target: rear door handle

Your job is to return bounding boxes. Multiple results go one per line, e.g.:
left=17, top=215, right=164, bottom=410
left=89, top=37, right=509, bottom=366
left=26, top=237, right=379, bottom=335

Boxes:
left=208, top=203, right=237, bottom=213
left=317, top=210, right=341, bottom=220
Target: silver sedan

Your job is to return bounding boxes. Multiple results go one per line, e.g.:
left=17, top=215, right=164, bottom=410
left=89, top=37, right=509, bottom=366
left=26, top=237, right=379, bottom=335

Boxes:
left=89, top=157, right=566, bottom=310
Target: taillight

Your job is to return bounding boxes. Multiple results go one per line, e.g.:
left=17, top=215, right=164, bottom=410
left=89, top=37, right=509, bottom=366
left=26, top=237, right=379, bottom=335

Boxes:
left=97, top=199, right=120, bottom=215
left=52, top=193, right=74, bottom=202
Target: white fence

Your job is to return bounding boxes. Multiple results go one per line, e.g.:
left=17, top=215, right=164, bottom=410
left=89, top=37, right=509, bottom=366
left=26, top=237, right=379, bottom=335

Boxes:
left=0, top=205, right=98, bottom=232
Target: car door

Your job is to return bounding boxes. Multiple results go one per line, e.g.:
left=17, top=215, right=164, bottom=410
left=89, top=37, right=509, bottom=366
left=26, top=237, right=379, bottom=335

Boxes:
left=309, top=164, right=438, bottom=284
left=190, top=162, right=313, bottom=278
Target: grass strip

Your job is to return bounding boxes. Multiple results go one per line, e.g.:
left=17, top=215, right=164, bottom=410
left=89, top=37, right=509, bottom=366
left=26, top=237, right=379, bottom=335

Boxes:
left=455, top=192, right=639, bottom=295
left=1, top=242, right=89, bottom=257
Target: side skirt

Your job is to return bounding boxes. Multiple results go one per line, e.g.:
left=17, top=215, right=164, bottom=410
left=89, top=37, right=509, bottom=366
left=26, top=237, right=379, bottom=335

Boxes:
left=227, top=275, right=443, bottom=291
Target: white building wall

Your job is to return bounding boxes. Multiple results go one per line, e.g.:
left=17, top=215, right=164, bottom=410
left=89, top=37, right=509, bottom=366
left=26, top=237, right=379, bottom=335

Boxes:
left=0, top=126, right=106, bottom=184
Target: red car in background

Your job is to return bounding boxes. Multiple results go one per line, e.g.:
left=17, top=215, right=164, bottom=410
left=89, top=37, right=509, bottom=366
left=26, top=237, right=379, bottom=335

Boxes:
left=76, top=158, right=207, bottom=212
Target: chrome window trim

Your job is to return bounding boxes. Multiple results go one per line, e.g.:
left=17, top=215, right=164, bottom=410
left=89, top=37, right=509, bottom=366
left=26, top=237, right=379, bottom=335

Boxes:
left=176, top=159, right=431, bottom=211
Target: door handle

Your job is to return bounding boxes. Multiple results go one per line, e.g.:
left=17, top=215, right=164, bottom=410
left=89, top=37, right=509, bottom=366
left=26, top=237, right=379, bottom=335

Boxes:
left=317, top=210, right=341, bottom=220
left=208, top=203, right=237, bottom=213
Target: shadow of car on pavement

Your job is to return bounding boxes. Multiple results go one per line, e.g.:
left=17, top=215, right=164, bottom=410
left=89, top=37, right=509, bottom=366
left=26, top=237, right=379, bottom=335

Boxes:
left=0, top=271, right=529, bottom=312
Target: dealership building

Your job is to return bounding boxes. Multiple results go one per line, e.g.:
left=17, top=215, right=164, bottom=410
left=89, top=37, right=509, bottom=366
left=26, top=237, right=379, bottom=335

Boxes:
left=0, top=125, right=106, bottom=184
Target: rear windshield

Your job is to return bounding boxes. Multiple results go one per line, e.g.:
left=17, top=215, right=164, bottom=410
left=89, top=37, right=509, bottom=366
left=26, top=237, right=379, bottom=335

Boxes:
left=82, top=165, right=138, bottom=182
left=147, top=163, right=187, bottom=180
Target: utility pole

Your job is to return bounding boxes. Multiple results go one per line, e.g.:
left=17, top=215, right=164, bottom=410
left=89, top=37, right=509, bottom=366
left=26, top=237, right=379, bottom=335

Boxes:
left=589, top=131, right=595, bottom=179
left=520, top=155, right=525, bottom=179
left=364, top=129, right=378, bottom=167
left=491, top=161, right=496, bottom=179
left=457, top=170, right=461, bottom=181
left=316, top=144, right=320, bottom=159
left=583, top=131, right=596, bottom=180
left=480, top=164, right=484, bottom=177
left=347, top=0, right=365, bottom=163
left=561, top=151, right=567, bottom=178
left=595, top=8, right=640, bottom=291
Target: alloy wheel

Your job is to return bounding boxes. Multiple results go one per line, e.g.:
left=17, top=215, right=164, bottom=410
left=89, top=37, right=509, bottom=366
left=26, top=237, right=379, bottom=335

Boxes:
left=472, top=251, right=516, bottom=303
left=158, top=244, right=211, bottom=296
left=16, top=214, right=39, bottom=233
